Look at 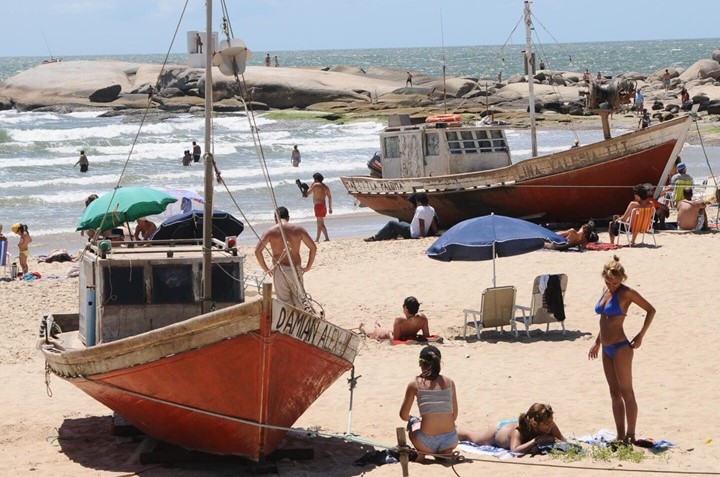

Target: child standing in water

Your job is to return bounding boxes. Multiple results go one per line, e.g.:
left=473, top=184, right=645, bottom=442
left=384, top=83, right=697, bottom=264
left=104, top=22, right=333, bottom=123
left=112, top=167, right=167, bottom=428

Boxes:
left=11, top=223, right=32, bottom=275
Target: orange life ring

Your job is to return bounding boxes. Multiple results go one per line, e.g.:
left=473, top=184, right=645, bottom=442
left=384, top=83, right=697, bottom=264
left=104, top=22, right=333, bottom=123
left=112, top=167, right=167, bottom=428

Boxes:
left=425, top=114, right=462, bottom=124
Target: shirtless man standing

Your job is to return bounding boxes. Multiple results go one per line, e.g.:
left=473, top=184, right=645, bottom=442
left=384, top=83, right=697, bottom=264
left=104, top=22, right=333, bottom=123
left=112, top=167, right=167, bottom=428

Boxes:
left=306, top=172, right=333, bottom=242
left=359, top=296, right=430, bottom=341
left=254, top=207, right=317, bottom=308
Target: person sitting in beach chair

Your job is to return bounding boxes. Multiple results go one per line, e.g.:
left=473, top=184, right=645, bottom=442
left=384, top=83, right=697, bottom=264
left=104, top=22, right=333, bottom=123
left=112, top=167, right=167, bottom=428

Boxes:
left=359, top=296, right=429, bottom=341
left=608, top=184, right=652, bottom=245
left=458, top=403, right=566, bottom=454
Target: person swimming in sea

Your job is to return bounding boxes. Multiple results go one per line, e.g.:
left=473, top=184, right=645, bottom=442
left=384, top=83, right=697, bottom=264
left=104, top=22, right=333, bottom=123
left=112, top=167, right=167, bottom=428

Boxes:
left=588, top=255, right=655, bottom=445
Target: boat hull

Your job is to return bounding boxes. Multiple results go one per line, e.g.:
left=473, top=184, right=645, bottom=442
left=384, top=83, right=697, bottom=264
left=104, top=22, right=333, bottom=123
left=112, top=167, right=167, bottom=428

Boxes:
left=341, top=117, right=691, bottom=226
left=42, top=298, right=360, bottom=461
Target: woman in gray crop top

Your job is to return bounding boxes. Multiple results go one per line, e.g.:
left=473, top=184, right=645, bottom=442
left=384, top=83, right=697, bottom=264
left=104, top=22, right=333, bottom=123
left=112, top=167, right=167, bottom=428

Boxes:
left=399, top=345, right=458, bottom=462
left=588, top=255, right=655, bottom=445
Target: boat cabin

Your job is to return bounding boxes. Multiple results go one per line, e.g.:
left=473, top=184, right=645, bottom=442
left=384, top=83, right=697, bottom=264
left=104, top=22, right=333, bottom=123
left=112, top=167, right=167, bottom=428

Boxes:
left=78, top=242, right=244, bottom=346
left=378, top=114, right=512, bottom=179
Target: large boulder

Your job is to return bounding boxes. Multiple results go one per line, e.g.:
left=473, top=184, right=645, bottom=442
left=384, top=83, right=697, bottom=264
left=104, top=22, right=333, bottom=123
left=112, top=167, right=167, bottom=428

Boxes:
left=89, top=84, right=122, bottom=102
left=712, top=49, right=720, bottom=63
left=0, top=60, right=134, bottom=107
left=679, top=59, right=720, bottom=81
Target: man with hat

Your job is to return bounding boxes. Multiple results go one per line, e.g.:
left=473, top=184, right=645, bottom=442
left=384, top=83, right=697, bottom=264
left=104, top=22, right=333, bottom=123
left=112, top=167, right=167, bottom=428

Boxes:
left=669, top=162, right=693, bottom=206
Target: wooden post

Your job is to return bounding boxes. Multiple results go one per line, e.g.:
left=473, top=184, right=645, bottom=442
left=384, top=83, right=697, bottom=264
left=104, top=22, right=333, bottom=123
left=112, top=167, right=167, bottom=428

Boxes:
left=396, top=427, right=410, bottom=477
left=598, top=110, right=612, bottom=140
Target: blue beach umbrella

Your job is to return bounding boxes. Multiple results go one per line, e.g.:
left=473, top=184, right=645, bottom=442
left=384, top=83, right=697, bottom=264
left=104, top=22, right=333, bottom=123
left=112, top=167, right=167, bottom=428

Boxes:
left=426, top=214, right=567, bottom=286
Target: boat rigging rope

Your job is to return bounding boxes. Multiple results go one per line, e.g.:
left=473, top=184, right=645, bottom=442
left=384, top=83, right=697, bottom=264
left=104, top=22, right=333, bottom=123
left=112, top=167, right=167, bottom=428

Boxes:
left=530, top=21, right=581, bottom=145
left=84, top=0, right=191, bottom=249
left=217, top=0, right=318, bottom=315
left=690, top=114, right=720, bottom=223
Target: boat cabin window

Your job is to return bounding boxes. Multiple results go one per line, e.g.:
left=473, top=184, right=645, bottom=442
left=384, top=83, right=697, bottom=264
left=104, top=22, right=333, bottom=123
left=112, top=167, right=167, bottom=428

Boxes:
left=461, top=131, right=476, bottom=153
left=425, top=133, right=440, bottom=156
left=490, top=129, right=507, bottom=150
left=152, top=265, right=194, bottom=304
left=384, top=136, right=400, bottom=158
left=447, top=131, right=463, bottom=155
left=210, top=262, right=242, bottom=302
left=103, top=266, right=145, bottom=305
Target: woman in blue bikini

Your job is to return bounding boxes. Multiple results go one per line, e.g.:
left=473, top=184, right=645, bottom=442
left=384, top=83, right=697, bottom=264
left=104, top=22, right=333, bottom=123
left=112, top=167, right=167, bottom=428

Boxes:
left=400, top=345, right=458, bottom=462
left=457, top=403, right=565, bottom=453
left=588, top=255, right=655, bottom=444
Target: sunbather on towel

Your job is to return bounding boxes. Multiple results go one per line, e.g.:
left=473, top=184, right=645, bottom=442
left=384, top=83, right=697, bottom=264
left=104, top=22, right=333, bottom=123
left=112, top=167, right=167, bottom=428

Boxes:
left=545, top=221, right=598, bottom=251
left=457, top=403, right=565, bottom=454
left=359, top=296, right=429, bottom=341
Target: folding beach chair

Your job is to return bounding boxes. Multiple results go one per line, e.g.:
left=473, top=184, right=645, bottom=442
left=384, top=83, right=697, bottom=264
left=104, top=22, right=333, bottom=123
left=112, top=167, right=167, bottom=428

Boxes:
left=462, top=286, right=517, bottom=340
left=617, top=206, right=656, bottom=246
left=515, top=274, right=568, bottom=337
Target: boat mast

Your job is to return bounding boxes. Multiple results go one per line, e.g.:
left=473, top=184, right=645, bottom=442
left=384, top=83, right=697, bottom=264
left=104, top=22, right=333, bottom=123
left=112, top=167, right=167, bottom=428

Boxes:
left=524, top=1, right=538, bottom=157
left=202, top=0, right=214, bottom=314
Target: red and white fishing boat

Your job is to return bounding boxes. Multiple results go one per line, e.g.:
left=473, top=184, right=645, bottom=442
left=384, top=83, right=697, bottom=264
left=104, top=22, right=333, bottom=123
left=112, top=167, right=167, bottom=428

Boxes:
left=39, top=1, right=360, bottom=462
left=341, top=2, right=693, bottom=227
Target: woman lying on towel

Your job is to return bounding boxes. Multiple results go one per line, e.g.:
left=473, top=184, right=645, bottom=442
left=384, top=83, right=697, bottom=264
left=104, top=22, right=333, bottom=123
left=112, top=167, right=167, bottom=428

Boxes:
left=457, top=403, right=565, bottom=453
left=400, top=345, right=458, bottom=462
left=545, top=222, right=598, bottom=251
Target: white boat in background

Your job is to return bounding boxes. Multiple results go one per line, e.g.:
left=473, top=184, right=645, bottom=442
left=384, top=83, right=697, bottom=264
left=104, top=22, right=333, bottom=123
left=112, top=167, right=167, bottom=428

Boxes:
left=341, top=2, right=693, bottom=227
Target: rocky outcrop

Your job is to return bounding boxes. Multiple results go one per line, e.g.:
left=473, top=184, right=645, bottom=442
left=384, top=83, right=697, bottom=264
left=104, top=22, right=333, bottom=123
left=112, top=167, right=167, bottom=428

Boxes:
left=679, top=59, right=720, bottom=81
left=2, top=55, right=720, bottom=118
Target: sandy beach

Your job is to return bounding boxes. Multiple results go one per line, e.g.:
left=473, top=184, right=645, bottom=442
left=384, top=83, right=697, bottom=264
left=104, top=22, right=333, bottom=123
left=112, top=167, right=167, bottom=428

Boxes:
left=2, top=220, right=719, bottom=476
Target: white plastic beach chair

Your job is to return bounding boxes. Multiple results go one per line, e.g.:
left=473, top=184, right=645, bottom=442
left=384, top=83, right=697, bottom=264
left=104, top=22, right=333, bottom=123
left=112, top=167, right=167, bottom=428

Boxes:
left=515, top=274, right=568, bottom=337
left=463, top=286, right=517, bottom=340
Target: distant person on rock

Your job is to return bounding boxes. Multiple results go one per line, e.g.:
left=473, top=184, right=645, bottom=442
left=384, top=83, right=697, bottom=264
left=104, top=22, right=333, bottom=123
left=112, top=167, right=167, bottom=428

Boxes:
left=265, top=53, right=271, bottom=67
left=680, top=86, right=690, bottom=104
left=406, top=71, right=413, bottom=87
left=663, top=69, right=671, bottom=91
left=74, top=150, right=89, bottom=173
left=583, top=69, right=590, bottom=85
left=638, top=109, right=650, bottom=129
left=634, top=89, right=644, bottom=113
left=195, top=33, right=203, bottom=54
left=539, top=59, right=545, bottom=70
left=274, top=55, right=280, bottom=67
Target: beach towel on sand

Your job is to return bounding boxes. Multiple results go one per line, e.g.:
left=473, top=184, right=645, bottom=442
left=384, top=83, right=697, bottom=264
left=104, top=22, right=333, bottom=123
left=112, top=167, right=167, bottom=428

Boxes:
left=391, top=335, right=443, bottom=345
left=585, top=242, right=624, bottom=251
left=571, top=429, right=674, bottom=452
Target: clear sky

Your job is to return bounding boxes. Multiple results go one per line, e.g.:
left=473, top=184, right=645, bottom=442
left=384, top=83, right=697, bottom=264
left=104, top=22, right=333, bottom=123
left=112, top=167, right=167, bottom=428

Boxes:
left=4, top=0, right=720, bottom=57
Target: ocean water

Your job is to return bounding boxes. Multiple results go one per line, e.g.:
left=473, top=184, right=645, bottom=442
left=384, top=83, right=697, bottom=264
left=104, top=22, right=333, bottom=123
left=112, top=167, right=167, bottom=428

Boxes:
left=1, top=40, right=720, bottom=255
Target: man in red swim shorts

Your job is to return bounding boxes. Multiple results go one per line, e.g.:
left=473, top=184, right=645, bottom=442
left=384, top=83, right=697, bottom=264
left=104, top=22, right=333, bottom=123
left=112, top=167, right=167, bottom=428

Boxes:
left=306, top=172, right=333, bottom=242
